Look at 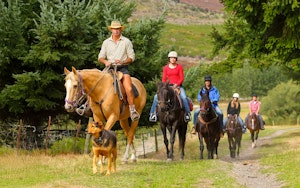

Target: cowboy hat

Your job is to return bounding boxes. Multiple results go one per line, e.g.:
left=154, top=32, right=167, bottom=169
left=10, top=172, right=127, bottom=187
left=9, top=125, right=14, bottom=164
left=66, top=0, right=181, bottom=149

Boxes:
left=107, top=20, right=125, bottom=31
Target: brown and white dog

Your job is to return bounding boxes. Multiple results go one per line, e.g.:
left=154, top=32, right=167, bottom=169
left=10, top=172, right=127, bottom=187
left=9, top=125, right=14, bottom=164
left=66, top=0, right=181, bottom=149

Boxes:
left=88, top=121, right=117, bottom=175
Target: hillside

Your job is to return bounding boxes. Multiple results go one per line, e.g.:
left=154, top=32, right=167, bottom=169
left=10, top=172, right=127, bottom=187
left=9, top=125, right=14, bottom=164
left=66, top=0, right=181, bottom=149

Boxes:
left=180, top=0, right=224, bottom=13
left=130, top=0, right=224, bottom=25
left=129, top=0, right=225, bottom=67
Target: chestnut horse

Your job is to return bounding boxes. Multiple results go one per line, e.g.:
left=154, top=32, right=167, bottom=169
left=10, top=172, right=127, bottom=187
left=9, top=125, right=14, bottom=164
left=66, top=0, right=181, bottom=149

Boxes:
left=246, top=113, right=260, bottom=148
left=156, top=82, right=187, bottom=161
left=195, top=91, right=222, bottom=159
left=225, top=114, right=242, bottom=158
left=64, top=67, right=146, bottom=163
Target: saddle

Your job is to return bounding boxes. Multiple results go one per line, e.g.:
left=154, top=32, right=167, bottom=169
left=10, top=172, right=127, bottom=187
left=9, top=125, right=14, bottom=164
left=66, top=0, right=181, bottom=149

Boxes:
left=170, top=85, right=193, bottom=112
left=109, top=69, right=139, bottom=103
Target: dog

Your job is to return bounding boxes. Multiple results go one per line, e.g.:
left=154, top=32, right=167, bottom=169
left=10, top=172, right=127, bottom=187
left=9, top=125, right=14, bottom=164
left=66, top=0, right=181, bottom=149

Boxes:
left=87, top=121, right=117, bottom=175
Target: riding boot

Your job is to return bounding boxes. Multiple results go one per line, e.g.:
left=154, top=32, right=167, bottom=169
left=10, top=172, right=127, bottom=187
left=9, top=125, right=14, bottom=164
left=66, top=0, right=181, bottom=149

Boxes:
left=129, top=104, right=140, bottom=121
left=184, top=112, right=191, bottom=122
left=190, top=125, right=196, bottom=134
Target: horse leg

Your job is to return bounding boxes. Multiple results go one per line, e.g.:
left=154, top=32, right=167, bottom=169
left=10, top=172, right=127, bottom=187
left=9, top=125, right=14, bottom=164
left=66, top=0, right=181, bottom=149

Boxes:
left=198, top=133, right=204, bottom=159
left=255, top=131, right=259, bottom=146
left=168, top=126, right=176, bottom=161
left=127, top=120, right=139, bottom=162
left=231, top=138, right=236, bottom=158
left=119, top=119, right=135, bottom=163
left=213, top=138, right=220, bottom=159
left=228, top=136, right=234, bottom=158
left=251, top=132, right=256, bottom=148
left=178, top=123, right=187, bottom=160
left=161, top=125, right=169, bottom=159
left=206, top=138, right=213, bottom=159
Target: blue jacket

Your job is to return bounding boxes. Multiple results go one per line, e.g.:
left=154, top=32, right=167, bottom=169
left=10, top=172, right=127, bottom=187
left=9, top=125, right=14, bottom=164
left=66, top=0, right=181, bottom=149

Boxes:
left=197, top=86, right=220, bottom=108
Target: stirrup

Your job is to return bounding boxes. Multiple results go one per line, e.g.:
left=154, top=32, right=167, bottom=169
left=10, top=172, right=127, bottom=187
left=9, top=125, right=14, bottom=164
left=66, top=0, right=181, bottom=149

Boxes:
left=130, top=110, right=140, bottom=121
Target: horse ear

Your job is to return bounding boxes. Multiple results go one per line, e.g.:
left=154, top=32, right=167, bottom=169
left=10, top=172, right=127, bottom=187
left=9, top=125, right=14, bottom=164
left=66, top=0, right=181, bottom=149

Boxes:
left=72, top=66, right=77, bottom=75
left=64, top=67, right=70, bottom=75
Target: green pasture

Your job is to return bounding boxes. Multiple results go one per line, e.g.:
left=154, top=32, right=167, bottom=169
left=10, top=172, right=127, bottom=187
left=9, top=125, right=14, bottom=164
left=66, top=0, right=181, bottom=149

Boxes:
left=0, top=125, right=299, bottom=188
left=160, top=24, right=224, bottom=58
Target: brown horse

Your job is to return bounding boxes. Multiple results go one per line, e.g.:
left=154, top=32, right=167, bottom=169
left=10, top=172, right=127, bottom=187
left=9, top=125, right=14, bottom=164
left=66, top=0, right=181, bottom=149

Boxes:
left=195, top=91, right=222, bottom=159
left=64, top=67, right=146, bottom=163
left=246, top=113, right=260, bottom=148
left=156, top=82, right=187, bottom=161
left=226, top=114, right=242, bottom=158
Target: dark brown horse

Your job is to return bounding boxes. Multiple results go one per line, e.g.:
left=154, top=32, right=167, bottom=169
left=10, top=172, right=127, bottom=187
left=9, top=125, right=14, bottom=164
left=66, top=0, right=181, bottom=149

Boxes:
left=226, top=114, right=242, bottom=158
left=156, top=82, right=187, bottom=161
left=246, top=113, right=260, bottom=148
left=64, top=67, right=146, bottom=163
left=196, top=91, right=222, bottom=159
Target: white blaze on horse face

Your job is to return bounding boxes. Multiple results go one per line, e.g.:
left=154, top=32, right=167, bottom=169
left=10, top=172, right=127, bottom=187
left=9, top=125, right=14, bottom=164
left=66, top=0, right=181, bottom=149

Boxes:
left=64, top=78, right=72, bottom=108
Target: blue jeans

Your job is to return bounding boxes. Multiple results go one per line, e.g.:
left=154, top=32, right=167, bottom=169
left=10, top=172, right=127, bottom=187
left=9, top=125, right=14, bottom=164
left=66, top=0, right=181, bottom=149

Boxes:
left=193, top=105, right=223, bottom=128
left=149, top=87, right=190, bottom=114
left=224, top=115, right=245, bottom=129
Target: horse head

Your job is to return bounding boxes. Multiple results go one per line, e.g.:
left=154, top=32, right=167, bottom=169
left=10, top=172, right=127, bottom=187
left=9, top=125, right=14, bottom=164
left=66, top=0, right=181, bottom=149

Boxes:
left=199, top=90, right=212, bottom=116
left=157, top=81, right=175, bottom=112
left=226, top=114, right=238, bottom=134
left=64, top=67, right=85, bottom=112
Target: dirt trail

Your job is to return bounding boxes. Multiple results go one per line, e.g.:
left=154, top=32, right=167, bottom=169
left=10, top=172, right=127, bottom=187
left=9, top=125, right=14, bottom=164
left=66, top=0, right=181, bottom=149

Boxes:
left=220, top=129, right=295, bottom=188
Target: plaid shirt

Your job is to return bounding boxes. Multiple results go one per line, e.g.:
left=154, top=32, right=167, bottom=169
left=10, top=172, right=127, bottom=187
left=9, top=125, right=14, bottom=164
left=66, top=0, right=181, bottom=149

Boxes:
left=98, top=35, right=135, bottom=63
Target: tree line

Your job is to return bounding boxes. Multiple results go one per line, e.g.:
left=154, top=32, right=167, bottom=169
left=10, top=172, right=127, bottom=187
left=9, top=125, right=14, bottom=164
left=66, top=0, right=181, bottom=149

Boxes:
left=0, top=0, right=299, bottom=138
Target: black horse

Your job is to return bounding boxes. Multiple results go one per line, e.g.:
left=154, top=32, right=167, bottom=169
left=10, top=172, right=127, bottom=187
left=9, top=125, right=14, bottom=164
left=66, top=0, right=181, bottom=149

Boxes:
left=226, top=114, right=242, bottom=158
left=195, top=91, right=222, bottom=159
left=156, top=82, right=187, bottom=161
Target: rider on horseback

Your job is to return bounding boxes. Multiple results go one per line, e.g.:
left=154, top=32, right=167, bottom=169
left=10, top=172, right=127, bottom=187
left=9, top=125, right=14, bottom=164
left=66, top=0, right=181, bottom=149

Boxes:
left=190, top=75, right=224, bottom=134
left=149, top=51, right=191, bottom=123
left=223, top=93, right=246, bottom=133
left=245, top=94, right=265, bottom=130
left=98, top=20, right=140, bottom=121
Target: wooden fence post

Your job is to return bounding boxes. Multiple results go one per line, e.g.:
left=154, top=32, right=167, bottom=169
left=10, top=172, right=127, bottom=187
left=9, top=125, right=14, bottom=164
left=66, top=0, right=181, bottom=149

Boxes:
left=84, top=117, right=93, bottom=154
left=154, top=129, right=158, bottom=152
left=45, top=116, right=51, bottom=154
left=16, top=119, right=23, bottom=150
left=73, top=119, right=81, bottom=153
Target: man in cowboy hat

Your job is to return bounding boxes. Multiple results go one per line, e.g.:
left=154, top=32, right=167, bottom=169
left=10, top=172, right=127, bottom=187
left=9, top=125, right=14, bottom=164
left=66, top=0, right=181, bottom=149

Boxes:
left=98, top=20, right=140, bottom=121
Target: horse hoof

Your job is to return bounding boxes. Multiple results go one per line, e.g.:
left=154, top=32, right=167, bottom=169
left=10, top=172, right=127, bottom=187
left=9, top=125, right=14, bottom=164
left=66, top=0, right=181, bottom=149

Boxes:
left=131, top=158, right=137, bottom=163
left=213, top=154, right=218, bottom=159
left=121, top=160, right=128, bottom=164
left=167, top=158, right=172, bottom=162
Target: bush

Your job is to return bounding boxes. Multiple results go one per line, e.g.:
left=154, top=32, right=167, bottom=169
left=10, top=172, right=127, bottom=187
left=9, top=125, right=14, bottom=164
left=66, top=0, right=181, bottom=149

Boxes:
left=261, top=80, right=300, bottom=125
left=49, top=137, right=86, bottom=155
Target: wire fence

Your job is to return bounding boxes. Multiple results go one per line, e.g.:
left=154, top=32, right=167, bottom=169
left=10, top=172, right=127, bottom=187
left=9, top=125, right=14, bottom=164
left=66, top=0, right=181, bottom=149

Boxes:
left=0, top=117, right=166, bottom=157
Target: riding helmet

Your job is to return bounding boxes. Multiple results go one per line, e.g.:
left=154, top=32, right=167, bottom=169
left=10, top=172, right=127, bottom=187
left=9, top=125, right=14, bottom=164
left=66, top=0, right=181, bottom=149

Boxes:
left=233, top=93, right=239, bottom=98
left=252, top=93, right=257, bottom=97
left=204, top=75, right=212, bottom=81
left=168, top=51, right=178, bottom=58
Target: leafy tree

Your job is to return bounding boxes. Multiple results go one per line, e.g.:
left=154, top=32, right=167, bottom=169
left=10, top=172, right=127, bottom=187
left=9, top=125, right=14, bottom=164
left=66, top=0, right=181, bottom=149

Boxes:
left=213, top=0, right=300, bottom=76
left=261, top=80, right=300, bottom=125
left=0, top=0, right=165, bottom=129
left=184, top=62, right=289, bottom=100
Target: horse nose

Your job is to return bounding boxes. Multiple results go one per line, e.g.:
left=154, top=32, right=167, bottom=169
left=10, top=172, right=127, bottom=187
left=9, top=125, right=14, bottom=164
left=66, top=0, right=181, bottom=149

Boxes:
left=64, top=104, right=74, bottom=112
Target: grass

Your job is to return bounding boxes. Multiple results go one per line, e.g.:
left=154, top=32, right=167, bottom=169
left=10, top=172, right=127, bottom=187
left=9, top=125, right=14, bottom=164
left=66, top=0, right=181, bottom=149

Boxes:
left=160, top=24, right=224, bottom=58
left=1, top=126, right=300, bottom=187
left=258, top=127, right=300, bottom=187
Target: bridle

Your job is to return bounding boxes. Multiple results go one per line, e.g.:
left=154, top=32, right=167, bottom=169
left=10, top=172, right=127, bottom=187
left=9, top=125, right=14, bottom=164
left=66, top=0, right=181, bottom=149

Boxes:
left=64, top=73, right=86, bottom=108
left=65, top=70, right=107, bottom=109
left=157, top=87, right=175, bottom=112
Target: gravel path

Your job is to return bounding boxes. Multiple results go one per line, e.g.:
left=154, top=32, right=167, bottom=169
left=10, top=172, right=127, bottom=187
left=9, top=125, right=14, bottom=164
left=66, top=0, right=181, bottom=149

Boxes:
left=220, top=129, right=294, bottom=188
